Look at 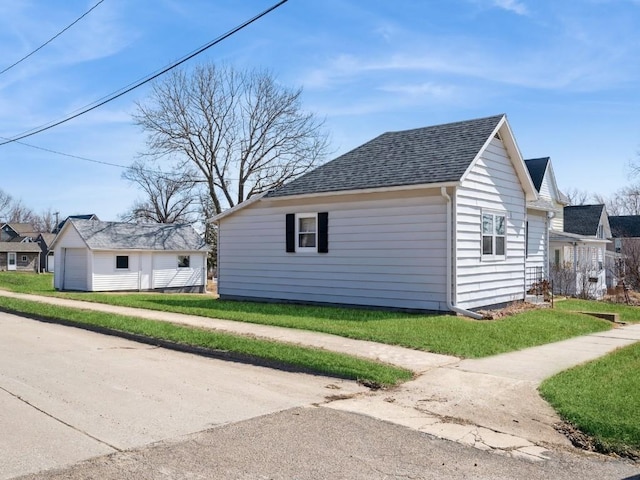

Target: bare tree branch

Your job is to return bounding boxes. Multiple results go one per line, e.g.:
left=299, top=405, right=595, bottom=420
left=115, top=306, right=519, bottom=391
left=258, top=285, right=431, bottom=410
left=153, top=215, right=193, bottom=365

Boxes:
left=120, top=159, right=198, bottom=224
left=133, top=63, right=330, bottom=216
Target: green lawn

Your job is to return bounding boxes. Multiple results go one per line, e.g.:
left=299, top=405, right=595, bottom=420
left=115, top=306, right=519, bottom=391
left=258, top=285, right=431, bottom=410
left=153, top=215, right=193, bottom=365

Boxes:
left=0, top=296, right=412, bottom=387
left=0, top=272, right=612, bottom=358
left=540, top=342, right=640, bottom=457
left=2, top=272, right=637, bottom=453
left=554, top=298, right=640, bottom=323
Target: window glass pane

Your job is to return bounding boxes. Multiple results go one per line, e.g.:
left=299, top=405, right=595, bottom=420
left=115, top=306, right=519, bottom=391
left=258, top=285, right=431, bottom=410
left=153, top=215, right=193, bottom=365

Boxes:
left=299, top=233, right=316, bottom=247
left=482, top=214, right=493, bottom=235
left=496, top=236, right=505, bottom=255
left=482, top=236, right=493, bottom=255
left=178, top=255, right=190, bottom=268
left=495, top=215, right=505, bottom=235
left=299, top=217, right=316, bottom=233
left=116, top=256, right=129, bottom=269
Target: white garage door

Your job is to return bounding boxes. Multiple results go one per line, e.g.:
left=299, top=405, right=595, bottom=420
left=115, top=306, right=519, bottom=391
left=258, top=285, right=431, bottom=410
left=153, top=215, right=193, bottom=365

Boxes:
left=63, top=249, right=87, bottom=291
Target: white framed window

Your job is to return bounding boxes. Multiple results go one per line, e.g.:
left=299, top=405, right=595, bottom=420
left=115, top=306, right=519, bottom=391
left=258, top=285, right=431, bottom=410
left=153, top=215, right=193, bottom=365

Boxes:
left=178, top=255, right=190, bottom=268
left=482, top=211, right=506, bottom=259
left=296, top=213, right=317, bottom=252
left=21, top=255, right=27, bottom=262
left=116, top=255, right=129, bottom=269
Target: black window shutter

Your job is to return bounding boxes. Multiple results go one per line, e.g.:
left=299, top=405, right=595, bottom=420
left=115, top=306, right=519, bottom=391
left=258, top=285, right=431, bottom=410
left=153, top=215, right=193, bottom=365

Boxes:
left=318, top=212, right=329, bottom=253
left=286, top=214, right=295, bottom=252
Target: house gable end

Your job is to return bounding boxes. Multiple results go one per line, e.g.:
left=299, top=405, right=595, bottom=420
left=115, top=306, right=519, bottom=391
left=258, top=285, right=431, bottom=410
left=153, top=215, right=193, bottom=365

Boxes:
left=460, top=116, right=537, bottom=202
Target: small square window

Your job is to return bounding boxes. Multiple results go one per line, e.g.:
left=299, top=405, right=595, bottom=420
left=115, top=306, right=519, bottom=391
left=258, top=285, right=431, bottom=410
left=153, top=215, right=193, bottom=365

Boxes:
left=178, top=255, right=190, bottom=268
left=482, top=211, right=507, bottom=259
left=116, top=255, right=129, bottom=269
left=21, top=255, right=27, bottom=262
left=297, top=214, right=317, bottom=250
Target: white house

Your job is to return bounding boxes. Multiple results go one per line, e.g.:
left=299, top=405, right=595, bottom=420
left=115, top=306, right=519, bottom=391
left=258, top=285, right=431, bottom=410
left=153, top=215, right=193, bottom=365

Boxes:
left=211, top=114, right=541, bottom=316
left=523, top=157, right=567, bottom=295
left=551, top=204, right=611, bottom=298
left=51, top=219, right=209, bottom=293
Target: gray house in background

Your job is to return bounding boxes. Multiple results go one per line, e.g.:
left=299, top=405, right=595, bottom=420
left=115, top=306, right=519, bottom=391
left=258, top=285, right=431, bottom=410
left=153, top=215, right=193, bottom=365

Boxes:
left=0, top=242, right=41, bottom=272
left=51, top=219, right=209, bottom=293
left=212, top=114, right=540, bottom=316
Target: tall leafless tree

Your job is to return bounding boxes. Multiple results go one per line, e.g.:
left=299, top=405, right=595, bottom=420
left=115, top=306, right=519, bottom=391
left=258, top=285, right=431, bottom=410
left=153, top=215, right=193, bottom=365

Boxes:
left=121, top=160, right=198, bottom=223
left=31, top=208, right=57, bottom=232
left=133, top=63, right=330, bottom=216
left=564, top=188, right=591, bottom=206
left=0, top=188, right=13, bottom=221
left=597, top=184, right=640, bottom=216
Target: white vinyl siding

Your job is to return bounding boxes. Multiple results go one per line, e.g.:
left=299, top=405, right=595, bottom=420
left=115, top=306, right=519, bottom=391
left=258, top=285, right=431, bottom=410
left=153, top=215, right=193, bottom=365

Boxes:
left=525, top=211, right=548, bottom=289
left=92, top=252, right=140, bottom=291
left=455, top=137, right=526, bottom=309
left=218, top=190, right=449, bottom=311
left=153, top=252, right=205, bottom=289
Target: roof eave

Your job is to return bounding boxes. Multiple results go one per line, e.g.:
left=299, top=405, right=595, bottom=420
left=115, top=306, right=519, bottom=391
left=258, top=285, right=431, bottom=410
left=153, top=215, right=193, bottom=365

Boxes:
left=210, top=182, right=461, bottom=222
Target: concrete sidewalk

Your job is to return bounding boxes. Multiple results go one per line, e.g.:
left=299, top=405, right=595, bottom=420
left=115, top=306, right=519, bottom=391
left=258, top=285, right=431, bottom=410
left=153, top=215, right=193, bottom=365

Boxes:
left=2, top=289, right=639, bottom=462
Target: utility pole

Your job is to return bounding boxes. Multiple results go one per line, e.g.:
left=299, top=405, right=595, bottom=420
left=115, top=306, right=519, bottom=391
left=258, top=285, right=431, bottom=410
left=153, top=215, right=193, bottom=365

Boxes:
left=54, top=211, right=59, bottom=233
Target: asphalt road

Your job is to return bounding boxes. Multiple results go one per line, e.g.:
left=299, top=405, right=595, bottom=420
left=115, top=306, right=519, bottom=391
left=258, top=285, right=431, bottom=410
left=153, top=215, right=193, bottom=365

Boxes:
left=2, top=311, right=639, bottom=479
left=0, top=311, right=364, bottom=479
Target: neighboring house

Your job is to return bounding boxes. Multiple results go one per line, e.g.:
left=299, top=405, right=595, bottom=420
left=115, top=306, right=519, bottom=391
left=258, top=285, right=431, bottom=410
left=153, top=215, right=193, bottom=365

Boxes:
left=52, top=214, right=99, bottom=234
left=211, top=114, right=540, bottom=316
left=0, top=223, right=39, bottom=243
left=51, top=219, right=209, bottom=293
left=523, top=157, right=567, bottom=293
left=36, top=233, right=57, bottom=272
left=551, top=204, right=611, bottom=297
left=608, top=215, right=640, bottom=287
left=0, top=242, right=41, bottom=272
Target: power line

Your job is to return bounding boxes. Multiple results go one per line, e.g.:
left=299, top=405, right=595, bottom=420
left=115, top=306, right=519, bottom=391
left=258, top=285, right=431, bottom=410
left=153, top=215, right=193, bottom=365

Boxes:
left=5, top=137, right=135, bottom=170
left=0, top=0, right=105, bottom=77
left=0, top=0, right=288, bottom=147
left=3, top=136, right=172, bottom=176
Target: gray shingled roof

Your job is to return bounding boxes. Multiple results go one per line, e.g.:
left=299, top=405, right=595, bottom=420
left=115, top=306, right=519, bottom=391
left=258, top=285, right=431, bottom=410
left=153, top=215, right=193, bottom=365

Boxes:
left=563, top=205, right=605, bottom=236
left=0, top=242, right=42, bottom=253
left=69, top=219, right=208, bottom=251
left=524, top=157, right=549, bottom=192
left=609, top=216, right=640, bottom=238
left=267, top=114, right=505, bottom=198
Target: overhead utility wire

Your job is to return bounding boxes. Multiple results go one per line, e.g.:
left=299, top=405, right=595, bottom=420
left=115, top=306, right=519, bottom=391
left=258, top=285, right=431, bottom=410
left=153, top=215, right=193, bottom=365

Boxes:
left=0, top=0, right=105, bottom=77
left=0, top=0, right=288, bottom=147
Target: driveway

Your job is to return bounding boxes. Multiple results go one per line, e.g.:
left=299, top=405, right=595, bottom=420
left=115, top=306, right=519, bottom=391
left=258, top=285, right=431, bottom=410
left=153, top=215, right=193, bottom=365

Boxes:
left=0, top=311, right=365, bottom=479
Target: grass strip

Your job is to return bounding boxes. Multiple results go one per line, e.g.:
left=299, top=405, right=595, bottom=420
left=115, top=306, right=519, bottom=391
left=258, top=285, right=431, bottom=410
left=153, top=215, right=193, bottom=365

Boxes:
left=0, top=296, right=412, bottom=387
left=539, top=342, right=640, bottom=457
left=58, top=295, right=612, bottom=358
left=554, top=298, right=640, bottom=323
left=0, top=273, right=614, bottom=358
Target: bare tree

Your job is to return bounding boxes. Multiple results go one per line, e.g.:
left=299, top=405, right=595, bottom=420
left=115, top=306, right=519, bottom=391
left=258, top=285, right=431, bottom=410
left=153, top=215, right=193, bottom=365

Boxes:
left=0, top=188, right=13, bottom=221
left=599, top=184, right=640, bottom=215
left=31, top=208, right=57, bottom=232
left=564, top=188, right=591, bottom=206
left=120, top=160, right=198, bottom=224
left=133, top=63, right=330, bottom=216
left=5, top=199, right=35, bottom=224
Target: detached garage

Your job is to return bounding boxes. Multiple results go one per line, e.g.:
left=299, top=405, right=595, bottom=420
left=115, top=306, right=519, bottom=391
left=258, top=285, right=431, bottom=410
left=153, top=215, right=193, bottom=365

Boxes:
left=51, top=219, right=209, bottom=293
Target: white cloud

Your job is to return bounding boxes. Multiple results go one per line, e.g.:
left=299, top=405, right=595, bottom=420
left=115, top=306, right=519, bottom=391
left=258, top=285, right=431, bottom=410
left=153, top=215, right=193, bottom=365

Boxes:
left=378, top=82, right=455, bottom=99
left=492, top=0, right=529, bottom=15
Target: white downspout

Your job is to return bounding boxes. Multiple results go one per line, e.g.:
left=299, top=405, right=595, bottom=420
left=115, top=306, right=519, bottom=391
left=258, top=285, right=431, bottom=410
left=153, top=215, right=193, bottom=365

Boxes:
left=441, top=187, right=483, bottom=320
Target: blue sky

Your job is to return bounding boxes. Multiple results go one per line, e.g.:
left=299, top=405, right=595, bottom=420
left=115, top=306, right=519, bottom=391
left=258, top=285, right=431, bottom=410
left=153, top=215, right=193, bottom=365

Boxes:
left=1, top=0, right=639, bottom=221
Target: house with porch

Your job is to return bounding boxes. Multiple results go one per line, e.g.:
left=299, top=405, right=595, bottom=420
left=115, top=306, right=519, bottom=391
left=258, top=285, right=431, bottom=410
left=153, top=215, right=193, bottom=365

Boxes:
left=551, top=204, right=611, bottom=298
